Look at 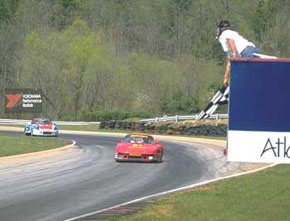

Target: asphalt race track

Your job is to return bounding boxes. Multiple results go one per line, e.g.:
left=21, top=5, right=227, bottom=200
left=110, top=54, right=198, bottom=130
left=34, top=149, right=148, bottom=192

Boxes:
left=0, top=130, right=229, bottom=221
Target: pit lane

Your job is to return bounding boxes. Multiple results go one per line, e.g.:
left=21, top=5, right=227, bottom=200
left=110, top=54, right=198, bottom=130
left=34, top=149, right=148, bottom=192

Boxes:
left=0, top=129, right=251, bottom=221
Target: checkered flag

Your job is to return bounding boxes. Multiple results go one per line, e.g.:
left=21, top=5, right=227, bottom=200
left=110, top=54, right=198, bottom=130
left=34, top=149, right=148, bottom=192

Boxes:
left=196, top=86, right=229, bottom=120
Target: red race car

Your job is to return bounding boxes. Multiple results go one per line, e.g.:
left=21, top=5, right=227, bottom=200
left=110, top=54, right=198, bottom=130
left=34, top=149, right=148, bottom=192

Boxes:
left=115, top=133, right=163, bottom=162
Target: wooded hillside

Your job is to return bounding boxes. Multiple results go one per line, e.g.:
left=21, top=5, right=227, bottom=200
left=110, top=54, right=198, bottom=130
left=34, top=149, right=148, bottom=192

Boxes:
left=1, top=0, right=289, bottom=120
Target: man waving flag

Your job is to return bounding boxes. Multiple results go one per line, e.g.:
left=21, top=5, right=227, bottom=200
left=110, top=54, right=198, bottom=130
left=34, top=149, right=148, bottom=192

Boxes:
left=196, top=86, right=229, bottom=120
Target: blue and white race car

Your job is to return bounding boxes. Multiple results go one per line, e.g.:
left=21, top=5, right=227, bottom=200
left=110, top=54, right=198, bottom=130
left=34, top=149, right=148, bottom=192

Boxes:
left=24, top=118, right=59, bottom=137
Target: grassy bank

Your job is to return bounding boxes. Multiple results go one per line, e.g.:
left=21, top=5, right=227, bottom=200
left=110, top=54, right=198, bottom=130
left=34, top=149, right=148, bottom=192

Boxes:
left=108, top=164, right=290, bottom=221
left=0, top=134, right=66, bottom=157
left=60, top=124, right=108, bottom=132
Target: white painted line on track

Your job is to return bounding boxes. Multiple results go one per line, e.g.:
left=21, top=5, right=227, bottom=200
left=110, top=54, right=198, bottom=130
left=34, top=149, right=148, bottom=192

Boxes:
left=64, top=163, right=277, bottom=221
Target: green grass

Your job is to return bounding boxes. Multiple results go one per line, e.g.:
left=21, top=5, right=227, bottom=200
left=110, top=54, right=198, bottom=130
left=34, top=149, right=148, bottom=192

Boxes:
left=59, top=124, right=113, bottom=132
left=0, top=134, right=66, bottom=157
left=108, top=165, right=290, bottom=221
left=0, top=124, right=24, bottom=128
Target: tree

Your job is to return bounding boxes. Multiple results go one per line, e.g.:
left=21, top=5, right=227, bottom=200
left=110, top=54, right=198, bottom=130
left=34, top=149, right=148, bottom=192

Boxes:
left=0, top=0, right=19, bottom=23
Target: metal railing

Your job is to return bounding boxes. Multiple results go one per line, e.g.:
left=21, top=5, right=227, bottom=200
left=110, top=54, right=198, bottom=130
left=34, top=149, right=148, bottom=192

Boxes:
left=0, top=113, right=228, bottom=125
left=139, top=113, right=228, bottom=123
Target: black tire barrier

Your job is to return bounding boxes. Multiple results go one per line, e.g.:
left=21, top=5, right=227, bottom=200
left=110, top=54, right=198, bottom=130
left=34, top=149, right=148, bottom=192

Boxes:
left=98, top=121, right=227, bottom=136
left=99, top=121, right=106, bottom=129
left=108, top=120, right=116, bottom=129
left=115, top=121, right=122, bottom=129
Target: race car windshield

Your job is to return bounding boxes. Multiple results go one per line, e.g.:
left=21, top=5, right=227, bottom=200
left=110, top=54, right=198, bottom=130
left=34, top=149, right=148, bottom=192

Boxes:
left=130, top=136, right=154, bottom=144
left=35, top=119, right=51, bottom=124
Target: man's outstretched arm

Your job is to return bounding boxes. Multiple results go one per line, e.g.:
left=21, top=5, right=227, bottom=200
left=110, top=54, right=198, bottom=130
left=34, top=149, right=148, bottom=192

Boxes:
left=224, top=60, right=230, bottom=86
left=223, top=38, right=238, bottom=86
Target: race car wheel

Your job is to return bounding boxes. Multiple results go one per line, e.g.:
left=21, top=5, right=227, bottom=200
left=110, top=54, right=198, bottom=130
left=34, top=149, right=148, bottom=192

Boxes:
left=24, top=128, right=29, bottom=136
left=157, top=153, right=163, bottom=162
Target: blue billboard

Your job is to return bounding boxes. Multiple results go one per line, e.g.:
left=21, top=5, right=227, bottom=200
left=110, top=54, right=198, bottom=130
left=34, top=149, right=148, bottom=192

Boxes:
left=228, top=58, right=290, bottom=163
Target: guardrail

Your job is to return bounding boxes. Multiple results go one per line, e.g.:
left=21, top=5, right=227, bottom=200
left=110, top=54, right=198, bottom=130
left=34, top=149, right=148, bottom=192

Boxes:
left=139, top=113, right=228, bottom=122
left=0, top=119, right=100, bottom=126
left=0, top=113, right=228, bottom=125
